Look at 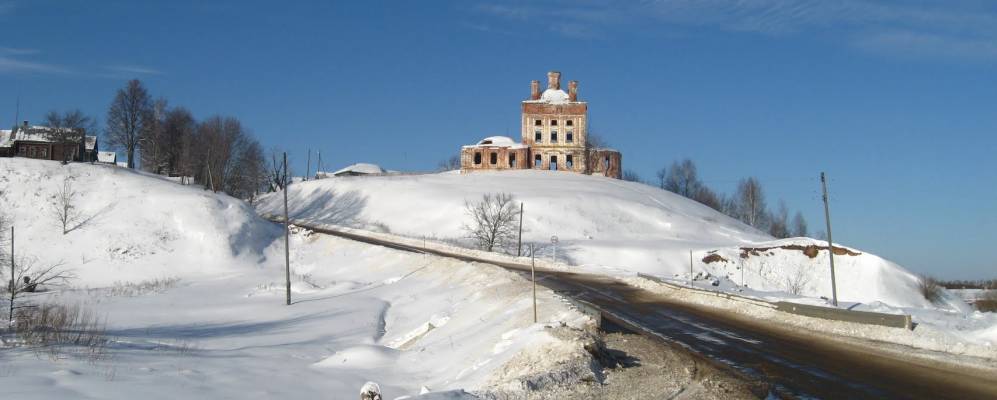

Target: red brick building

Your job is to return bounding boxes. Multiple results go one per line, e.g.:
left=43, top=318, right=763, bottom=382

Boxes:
left=460, top=71, right=622, bottom=179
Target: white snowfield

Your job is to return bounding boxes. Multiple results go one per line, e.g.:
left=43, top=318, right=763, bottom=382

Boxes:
left=255, top=169, right=997, bottom=350
left=0, top=158, right=596, bottom=399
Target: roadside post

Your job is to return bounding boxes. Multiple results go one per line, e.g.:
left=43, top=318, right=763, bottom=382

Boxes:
left=283, top=152, right=291, bottom=306
left=531, top=244, right=537, bottom=323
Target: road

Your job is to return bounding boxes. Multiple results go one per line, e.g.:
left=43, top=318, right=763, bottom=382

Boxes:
left=287, top=221, right=997, bottom=399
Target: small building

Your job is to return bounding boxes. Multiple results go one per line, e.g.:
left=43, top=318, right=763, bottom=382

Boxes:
left=97, top=151, right=117, bottom=164
left=0, top=121, right=99, bottom=162
left=331, top=163, right=387, bottom=177
left=459, top=71, right=621, bottom=179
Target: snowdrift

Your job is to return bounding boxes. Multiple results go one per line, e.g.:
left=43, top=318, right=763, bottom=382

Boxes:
left=258, top=170, right=938, bottom=310
left=0, top=158, right=279, bottom=285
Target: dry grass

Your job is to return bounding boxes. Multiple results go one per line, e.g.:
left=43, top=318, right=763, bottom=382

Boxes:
left=6, top=303, right=110, bottom=362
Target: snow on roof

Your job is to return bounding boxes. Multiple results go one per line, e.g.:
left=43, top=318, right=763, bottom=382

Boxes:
left=0, top=126, right=96, bottom=149
left=97, top=151, right=116, bottom=163
left=463, top=135, right=527, bottom=149
left=540, top=88, right=569, bottom=104
left=332, top=163, right=386, bottom=176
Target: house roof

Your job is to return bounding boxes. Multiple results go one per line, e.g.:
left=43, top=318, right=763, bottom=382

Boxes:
left=462, top=135, right=527, bottom=149
left=0, top=126, right=97, bottom=150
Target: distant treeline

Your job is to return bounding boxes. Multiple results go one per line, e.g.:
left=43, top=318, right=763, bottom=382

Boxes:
left=34, top=79, right=283, bottom=203
left=937, top=279, right=997, bottom=290
left=622, top=159, right=809, bottom=239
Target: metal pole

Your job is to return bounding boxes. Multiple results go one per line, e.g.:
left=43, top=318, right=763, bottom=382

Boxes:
left=284, top=153, right=291, bottom=306
left=821, top=172, right=838, bottom=307
left=517, top=202, right=523, bottom=257
left=531, top=244, right=537, bottom=323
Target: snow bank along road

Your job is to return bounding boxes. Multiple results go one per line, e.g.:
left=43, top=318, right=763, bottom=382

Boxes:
left=276, top=220, right=997, bottom=400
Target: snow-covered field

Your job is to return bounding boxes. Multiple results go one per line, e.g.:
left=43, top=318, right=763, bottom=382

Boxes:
left=0, top=159, right=599, bottom=399
left=255, top=169, right=997, bottom=350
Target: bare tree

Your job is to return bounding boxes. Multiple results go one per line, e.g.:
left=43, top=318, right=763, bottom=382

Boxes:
left=43, top=109, right=96, bottom=163
left=662, top=159, right=701, bottom=198
left=733, top=177, right=768, bottom=230
left=139, top=98, right=169, bottom=174
left=229, top=139, right=268, bottom=204
left=51, top=177, right=81, bottom=235
left=4, top=255, right=73, bottom=328
left=165, top=107, right=198, bottom=181
left=791, top=211, right=808, bottom=237
left=692, top=186, right=725, bottom=212
left=437, top=155, right=461, bottom=171
left=267, top=148, right=292, bottom=192
left=106, top=79, right=153, bottom=169
left=621, top=169, right=642, bottom=183
left=463, top=193, right=521, bottom=252
left=768, top=201, right=790, bottom=238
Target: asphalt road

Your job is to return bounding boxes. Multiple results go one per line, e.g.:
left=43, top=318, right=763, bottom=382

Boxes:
left=287, top=221, right=997, bottom=399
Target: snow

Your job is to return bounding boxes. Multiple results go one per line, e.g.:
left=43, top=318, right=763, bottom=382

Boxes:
left=97, top=151, right=117, bottom=163
left=463, top=136, right=527, bottom=149
left=256, top=169, right=997, bottom=349
left=0, top=158, right=597, bottom=398
left=539, top=88, right=569, bottom=104
left=333, top=162, right=387, bottom=176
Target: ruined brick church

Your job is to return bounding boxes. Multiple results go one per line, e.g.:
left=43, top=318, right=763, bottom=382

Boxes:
left=460, top=71, right=622, bottom=179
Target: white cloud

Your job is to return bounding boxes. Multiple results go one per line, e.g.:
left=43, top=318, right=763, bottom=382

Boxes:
left=0, top=56, right=71, bottom=74
left=106, top=65, right=163, bottom=75
left=470, top=0, right=997, bottom=60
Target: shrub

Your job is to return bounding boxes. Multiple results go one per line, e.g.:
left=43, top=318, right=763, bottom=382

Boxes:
left=6, top=303, right=109, bottom=362
left=918, top=275, right=943, bottom=304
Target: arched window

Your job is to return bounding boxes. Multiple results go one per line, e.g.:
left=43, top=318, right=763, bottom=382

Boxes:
left=550, top=155, right=558, bottom=170
left=474, top=152, right=482, bottom=165
left=490, top=152, right=497, bottom=164
left=534, top=154, right=542, bottom=169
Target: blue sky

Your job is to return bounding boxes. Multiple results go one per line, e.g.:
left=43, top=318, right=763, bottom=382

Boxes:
left=1, top=0, right=995, bottom=279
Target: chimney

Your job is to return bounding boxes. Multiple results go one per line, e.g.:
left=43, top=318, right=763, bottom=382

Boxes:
left=530, top=80, right=540, bottom=100
left=568, top=80, right=578, bottom=101
left=547, top=71, right=561, bottom=90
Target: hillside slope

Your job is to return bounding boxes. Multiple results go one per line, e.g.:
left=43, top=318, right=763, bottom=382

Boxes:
left=257, top=170, right=957, bottom=311
left=0, top=158, right=278, bottom=285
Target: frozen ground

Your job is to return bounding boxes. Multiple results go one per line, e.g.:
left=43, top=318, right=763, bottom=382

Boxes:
left=255, top=170, right=997, bottom=350
left=0, top=159, right=618, bottom=399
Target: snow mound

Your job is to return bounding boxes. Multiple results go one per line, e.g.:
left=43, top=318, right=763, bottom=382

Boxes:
left=0, top=158, right=279, bottom=285
left=314, top=345, right=400, bottom=369
left=258, top=170, right=937, bottom=309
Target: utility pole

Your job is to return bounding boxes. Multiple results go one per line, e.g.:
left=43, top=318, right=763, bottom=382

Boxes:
left=305, top=149, right=311, bottom=181
left=821, top=172, right=838, bottom=307
left=284, top=153, right=291, bottom=306
left=531, top=244, right=537, bottom=323
left=517, top=202, right=523, bottom=257
left=317, top=151, right=323, bottom=178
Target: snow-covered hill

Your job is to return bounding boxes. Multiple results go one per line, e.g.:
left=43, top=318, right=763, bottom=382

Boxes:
left=0, top=158, right=607, bottom=399
left=257, top=170, right=959, bottom=311
left=0, top=158, right=277, bottom=285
